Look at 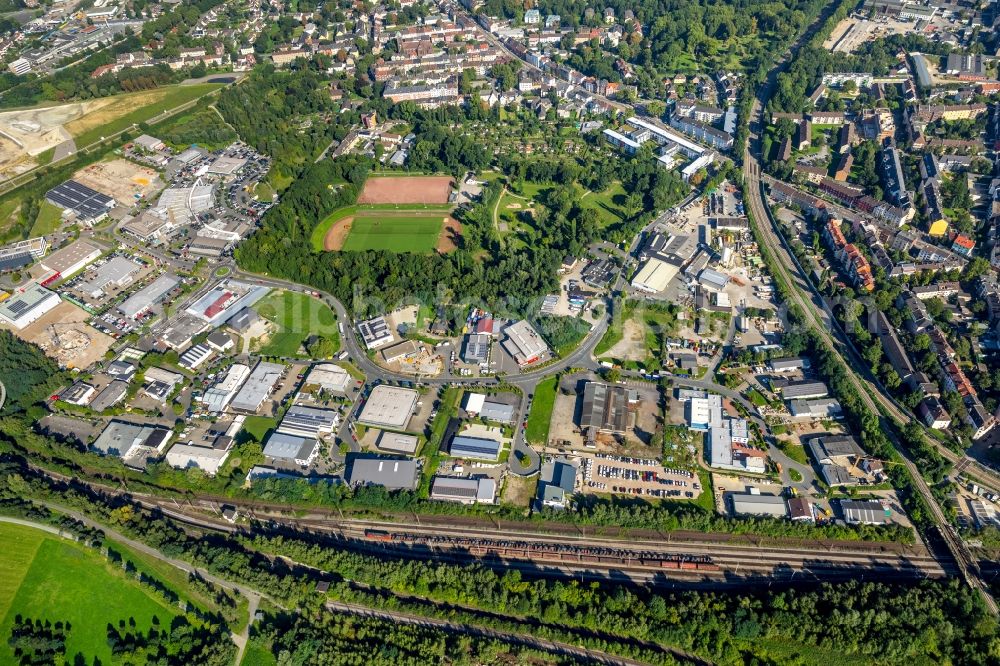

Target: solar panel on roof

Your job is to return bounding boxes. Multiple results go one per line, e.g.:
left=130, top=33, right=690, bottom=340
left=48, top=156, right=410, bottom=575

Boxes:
left=7, top=300, right=29, bottom=315
left=0, top=253, right=32, bottom=271
left=46, top=180, right=113, bottom=220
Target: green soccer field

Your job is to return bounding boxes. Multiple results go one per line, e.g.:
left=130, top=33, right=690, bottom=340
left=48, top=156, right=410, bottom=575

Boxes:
left=341, top=215, right=443, bottom=253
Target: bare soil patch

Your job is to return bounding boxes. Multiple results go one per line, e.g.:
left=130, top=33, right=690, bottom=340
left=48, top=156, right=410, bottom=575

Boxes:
left=3, top=300, right=114, bottom=369
left=604, top=317, right=648, bottom=361
left=436, top=217, right=462, bottom=253
left=73, top=158, right=162, bottom=202
left=323, top=216, right=354, bottom=251
left=358, top=176, right=453, bottom=204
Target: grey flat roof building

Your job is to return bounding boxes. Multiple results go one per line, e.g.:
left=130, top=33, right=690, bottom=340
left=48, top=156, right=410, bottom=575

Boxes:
left=449, top=435, right=501, bottom=461
left=263, top=432, right=319, bottom=464
left=60, top=381, right=95, bottom=405
left=767, top=356, right=810, bottom=372
left=808, top=435, right=863, bottom=464
left=788, top=398, right=842, bottom=418
left=82, top=256, right=141, bottom=296
left=230, top=361, right=285, bottom=413
left=819, top=464, right=856, bottom=486
left=731, top=493, right=787, bottom=518
left=479, top=400, right=515, bottom=424
left=376, top=430, right=419, bottom=454
left=118, top=274, right=179, bottom=319
left=89, top=380, right=129, bottom=412
left=537, top=458, right=577, bottom=507
left=841, top=499, right=888, bottom=524
left=430, top=476, right=496, bottom=503
left=462, top=333, right=491, bottom=364
left=779, top=380, right=829, bottom=400
left=347, top=457, right=419, bottom=490
left=277, top=404, right=338, bottom=438
left=357, top=385, right=418, bottom=429
left=92, top=420, right=171, bottom=460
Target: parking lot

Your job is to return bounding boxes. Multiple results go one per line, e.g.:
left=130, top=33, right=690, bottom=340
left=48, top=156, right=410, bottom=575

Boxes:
left=579, top=452, right=703, bottom=500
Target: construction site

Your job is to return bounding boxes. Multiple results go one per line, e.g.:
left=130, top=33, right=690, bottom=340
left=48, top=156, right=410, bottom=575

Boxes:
left=72, top=158, right=163, bottom=203
left=4, top=300, right=114, bottom=368
left=0, top=98, right=109, bottom=179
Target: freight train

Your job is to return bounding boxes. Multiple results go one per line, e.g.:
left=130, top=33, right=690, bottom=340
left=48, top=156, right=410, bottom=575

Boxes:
left=363, top=530, right=721, bottom=572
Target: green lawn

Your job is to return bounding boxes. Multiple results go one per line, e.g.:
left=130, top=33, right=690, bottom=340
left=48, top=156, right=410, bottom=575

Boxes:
left=747, top=388, right=768, bottom=407
left=241, top=415, right=277, bottom=443
left=580, top=181, right=628, bottom=227
left=29, top=200, right=63, bottom=236
left=254, top=289, right=340, bottom=357
left=0, top=522, right=180, bottom=664
left=0, top=523, right=43, bottom=617
left=72, top=84, right=223, bottom=148
left=242, top=640, right=279, bottom=666
left=341, top=214, right=443, bottom=253
left=776, top=439, right=809, bottom=465
left=500, top=181, right=627, bottom=249
left=525, top=376, right=558, bottom=446
left=0, top=198, right=20, bottom=241
left=311, top=204, right=453, bottom=251
left=254, top=181, right=275, bottom=201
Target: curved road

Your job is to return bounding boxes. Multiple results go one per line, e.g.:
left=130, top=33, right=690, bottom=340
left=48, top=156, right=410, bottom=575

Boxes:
left=229, top=260, right=616, bottom=478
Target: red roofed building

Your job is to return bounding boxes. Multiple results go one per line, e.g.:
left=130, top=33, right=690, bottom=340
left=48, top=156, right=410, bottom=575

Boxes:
left=951, top=234, right=975, bottom=257
left=475, top=317, right=494, bottom=335
left=90, top=63, right=116, bottom=78
left=204, top=292, right=233, bottom=319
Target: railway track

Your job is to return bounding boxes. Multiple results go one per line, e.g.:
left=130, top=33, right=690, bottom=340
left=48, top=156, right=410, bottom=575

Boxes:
left=743, top=79, right=999, bottom=614
left=31, top=464, right=951, bottom=587
left=142, top=496, right=951, bottom=581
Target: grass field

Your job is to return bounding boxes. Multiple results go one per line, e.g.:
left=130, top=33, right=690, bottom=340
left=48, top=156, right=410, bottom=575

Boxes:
left=341, top=215, right=442, bottom=253
left=254, top=289, right=340, bottom=357
left=69, top=84, right=223, bottom=148
left=242, top=641, right=279, bottom=666
left=29, top=200, right=63, bottom=236
left=254, top=181, right=275, bottom=201
left=499, top=181, right=628, bottom=250
left=240, top=415, right=277, bottom=443
left=0, top=198, right=20, bottom=241
left=0, top=522, right=180, bottom=664
left=580, top=181, right=628, bottom=226
left=525, top=376, right=558, bottom=446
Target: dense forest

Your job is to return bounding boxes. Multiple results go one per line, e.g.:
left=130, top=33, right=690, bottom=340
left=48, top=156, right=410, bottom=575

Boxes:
left=157, top=104, right=237, bottom=149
